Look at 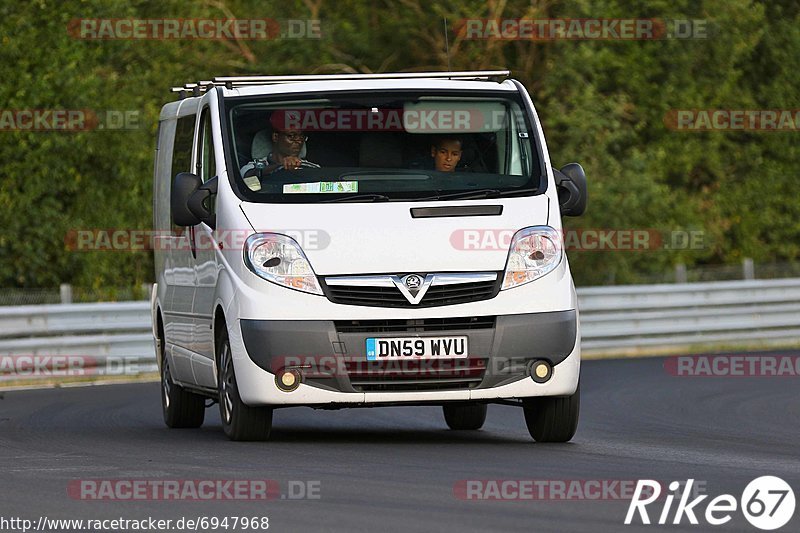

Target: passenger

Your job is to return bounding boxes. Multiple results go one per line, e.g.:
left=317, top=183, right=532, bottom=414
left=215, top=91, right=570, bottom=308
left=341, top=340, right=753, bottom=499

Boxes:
left=431, top=137, right=462, bottom=172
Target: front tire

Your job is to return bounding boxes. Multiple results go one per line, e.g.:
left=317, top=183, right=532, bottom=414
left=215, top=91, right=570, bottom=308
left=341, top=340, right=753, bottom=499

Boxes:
left=523, top=384, right=580, bottom=443
left=443, top=403, right=487, bottom=430
left=161, top=353, right=205, bottom=428
left=217, top=331, right=273, bottom=441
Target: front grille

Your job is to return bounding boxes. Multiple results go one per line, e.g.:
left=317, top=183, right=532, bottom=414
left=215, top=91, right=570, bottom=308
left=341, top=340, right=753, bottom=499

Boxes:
left=346, top=357, right=487, bottom=392
left=322, top=276, right=500, bottom=308
left=335, top=316, right=496, bottom=334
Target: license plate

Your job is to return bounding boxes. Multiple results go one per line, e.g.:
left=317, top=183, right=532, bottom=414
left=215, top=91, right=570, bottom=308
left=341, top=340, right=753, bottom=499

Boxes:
left=365, top=336, right=468, bottom=361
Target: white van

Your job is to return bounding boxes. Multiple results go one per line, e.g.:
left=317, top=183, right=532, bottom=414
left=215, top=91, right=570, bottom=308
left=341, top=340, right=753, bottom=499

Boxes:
left=151, top=71, right=587, bottom=442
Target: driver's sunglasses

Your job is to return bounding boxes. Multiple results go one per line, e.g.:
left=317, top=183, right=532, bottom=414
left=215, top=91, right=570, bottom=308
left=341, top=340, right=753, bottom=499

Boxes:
left=281, top=132, right=308, bottom=143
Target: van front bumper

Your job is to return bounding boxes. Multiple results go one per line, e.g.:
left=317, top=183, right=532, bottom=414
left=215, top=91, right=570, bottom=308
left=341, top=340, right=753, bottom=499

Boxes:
left=239, top=310, right=577, bottom=394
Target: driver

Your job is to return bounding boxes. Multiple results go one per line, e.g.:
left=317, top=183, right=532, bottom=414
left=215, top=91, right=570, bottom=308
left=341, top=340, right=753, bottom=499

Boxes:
left=241, top=111, right=319, bottom=183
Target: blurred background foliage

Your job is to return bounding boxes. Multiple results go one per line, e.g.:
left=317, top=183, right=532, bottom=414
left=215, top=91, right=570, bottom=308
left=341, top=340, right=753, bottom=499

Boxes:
left=0, top=0, right=798, bottom=292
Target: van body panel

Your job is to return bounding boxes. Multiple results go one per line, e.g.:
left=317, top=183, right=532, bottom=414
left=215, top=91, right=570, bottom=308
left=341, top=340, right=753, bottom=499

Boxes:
left=229, top=329, right=579, bottom=406
left=239, top=196, right=552, bottom=274
left=230, top=258, right=574, bottom=320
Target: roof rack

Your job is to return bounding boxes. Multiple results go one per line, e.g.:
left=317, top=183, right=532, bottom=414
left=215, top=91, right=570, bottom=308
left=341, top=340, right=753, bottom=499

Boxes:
left=170, top=70, right=510, bottom=98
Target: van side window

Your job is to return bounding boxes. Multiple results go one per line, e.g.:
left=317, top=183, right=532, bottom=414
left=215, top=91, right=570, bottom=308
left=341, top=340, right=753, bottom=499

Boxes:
left=197, top=108, right=217, bottom=182
left=171, top=115, right=195, bottom=178
left=169, top=115, right=196, bottom=234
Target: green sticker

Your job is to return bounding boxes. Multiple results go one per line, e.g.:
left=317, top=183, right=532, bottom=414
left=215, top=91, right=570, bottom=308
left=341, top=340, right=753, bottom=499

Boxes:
left=321, top=181, right=358, bottom=193
left=283, top=181, right=358, bottom=194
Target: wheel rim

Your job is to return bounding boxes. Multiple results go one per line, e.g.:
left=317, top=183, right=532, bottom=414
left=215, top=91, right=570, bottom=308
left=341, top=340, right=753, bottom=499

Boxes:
left=162, top=358, right=172, bottom=410
left=219, top=342, right=234, bottom=425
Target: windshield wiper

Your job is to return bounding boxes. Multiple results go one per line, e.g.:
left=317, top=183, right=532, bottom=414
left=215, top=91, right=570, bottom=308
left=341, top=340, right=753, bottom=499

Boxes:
left=322, top=187, right=539, bottom=203
left=413, top=187, right=540, bottom=201
left=496, top=187, right=539, bottom=197
left=321, top=193, right=391, bottom=203
left=417, top=189, right=502, bottom=201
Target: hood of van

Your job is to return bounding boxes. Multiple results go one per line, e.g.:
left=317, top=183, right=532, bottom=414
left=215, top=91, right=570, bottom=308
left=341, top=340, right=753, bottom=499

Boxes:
left=240, top=196, right=550, bottom=275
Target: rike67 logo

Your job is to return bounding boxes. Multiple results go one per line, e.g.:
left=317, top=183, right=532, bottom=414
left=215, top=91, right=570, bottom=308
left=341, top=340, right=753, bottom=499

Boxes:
left=626, top=477, right=795, bottom=530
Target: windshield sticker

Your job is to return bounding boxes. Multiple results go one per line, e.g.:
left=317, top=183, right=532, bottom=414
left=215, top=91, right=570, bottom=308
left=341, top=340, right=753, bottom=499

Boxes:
left=283, top=181, right=359, bottom=194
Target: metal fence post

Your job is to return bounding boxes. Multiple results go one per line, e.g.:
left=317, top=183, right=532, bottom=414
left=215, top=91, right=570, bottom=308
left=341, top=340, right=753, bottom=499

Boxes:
left=743, top=258, right=755, bottom=280
left=675, top=264, right=687, bottom=283
left=59, top=284, right=73, bottom=304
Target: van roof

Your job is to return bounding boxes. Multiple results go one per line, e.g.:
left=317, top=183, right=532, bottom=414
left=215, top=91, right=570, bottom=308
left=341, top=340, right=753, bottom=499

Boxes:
left=223, top=77, right=519, bottom=98
left=170, top=70, right=514, bottom=99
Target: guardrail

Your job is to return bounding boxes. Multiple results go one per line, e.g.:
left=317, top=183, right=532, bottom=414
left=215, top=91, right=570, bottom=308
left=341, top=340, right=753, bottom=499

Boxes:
left=578, top=278, right=800, bottom=355
left=0, top=301, right=155, bottom=381
left=1, top=278, right=799, bottom=382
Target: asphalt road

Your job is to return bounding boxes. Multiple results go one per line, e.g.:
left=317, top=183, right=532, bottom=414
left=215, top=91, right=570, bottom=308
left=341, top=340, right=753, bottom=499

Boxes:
left=0, top=356, right=798, bottom=533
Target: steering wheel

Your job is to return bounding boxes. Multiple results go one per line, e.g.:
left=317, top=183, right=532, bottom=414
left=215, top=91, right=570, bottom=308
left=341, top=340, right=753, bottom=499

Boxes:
left=242, top=159, right=282, bottom=179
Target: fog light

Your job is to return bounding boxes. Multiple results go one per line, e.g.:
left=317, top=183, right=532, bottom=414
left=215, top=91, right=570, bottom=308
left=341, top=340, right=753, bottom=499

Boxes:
left=528, top=360, right=552, bottom=383
left=276, top=368, right=301, bottom=392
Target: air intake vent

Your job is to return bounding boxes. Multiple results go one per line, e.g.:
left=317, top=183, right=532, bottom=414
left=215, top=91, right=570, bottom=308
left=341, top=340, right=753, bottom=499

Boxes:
left=335, top=316, right=496, bottom=334
left=322, top=274, right=501, bottom=308
left=345, top=358, right=487, bottom=392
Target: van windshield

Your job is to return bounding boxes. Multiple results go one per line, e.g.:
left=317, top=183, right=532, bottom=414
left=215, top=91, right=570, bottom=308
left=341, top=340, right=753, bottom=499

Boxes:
left=224, top=91, right=543, bottom=203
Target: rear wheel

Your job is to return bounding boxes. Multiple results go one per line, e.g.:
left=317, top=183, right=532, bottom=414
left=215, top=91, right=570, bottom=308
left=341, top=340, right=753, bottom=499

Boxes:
left=443, top=402, right=487, bottom=430
left=161, top=351, right=205, bottom=428
left=523, top=384, right=580, bottom=442
left=217, top=331, right=273, bottom=441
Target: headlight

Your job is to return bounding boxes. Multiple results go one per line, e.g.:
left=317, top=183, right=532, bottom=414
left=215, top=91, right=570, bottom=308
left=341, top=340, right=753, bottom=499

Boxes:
left=244, top=233, right=323, bottom=295
left=501, top=226, right=563, bottom=290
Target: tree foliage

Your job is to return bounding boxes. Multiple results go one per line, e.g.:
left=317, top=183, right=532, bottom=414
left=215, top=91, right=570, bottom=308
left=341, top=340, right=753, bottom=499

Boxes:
left=0, top=0, right=797, bottom=289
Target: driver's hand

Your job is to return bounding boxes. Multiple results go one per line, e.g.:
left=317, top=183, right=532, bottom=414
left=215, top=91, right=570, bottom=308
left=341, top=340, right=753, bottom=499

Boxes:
left=280, top=155, right=303, bottom=170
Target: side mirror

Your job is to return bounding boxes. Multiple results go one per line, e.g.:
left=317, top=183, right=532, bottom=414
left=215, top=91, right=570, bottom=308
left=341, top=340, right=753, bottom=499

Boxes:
left=188, top=176, right=218, bottom=229
left=171, top=172, right=202, bottom=226
left=554, top=163, right=587, bottom=217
